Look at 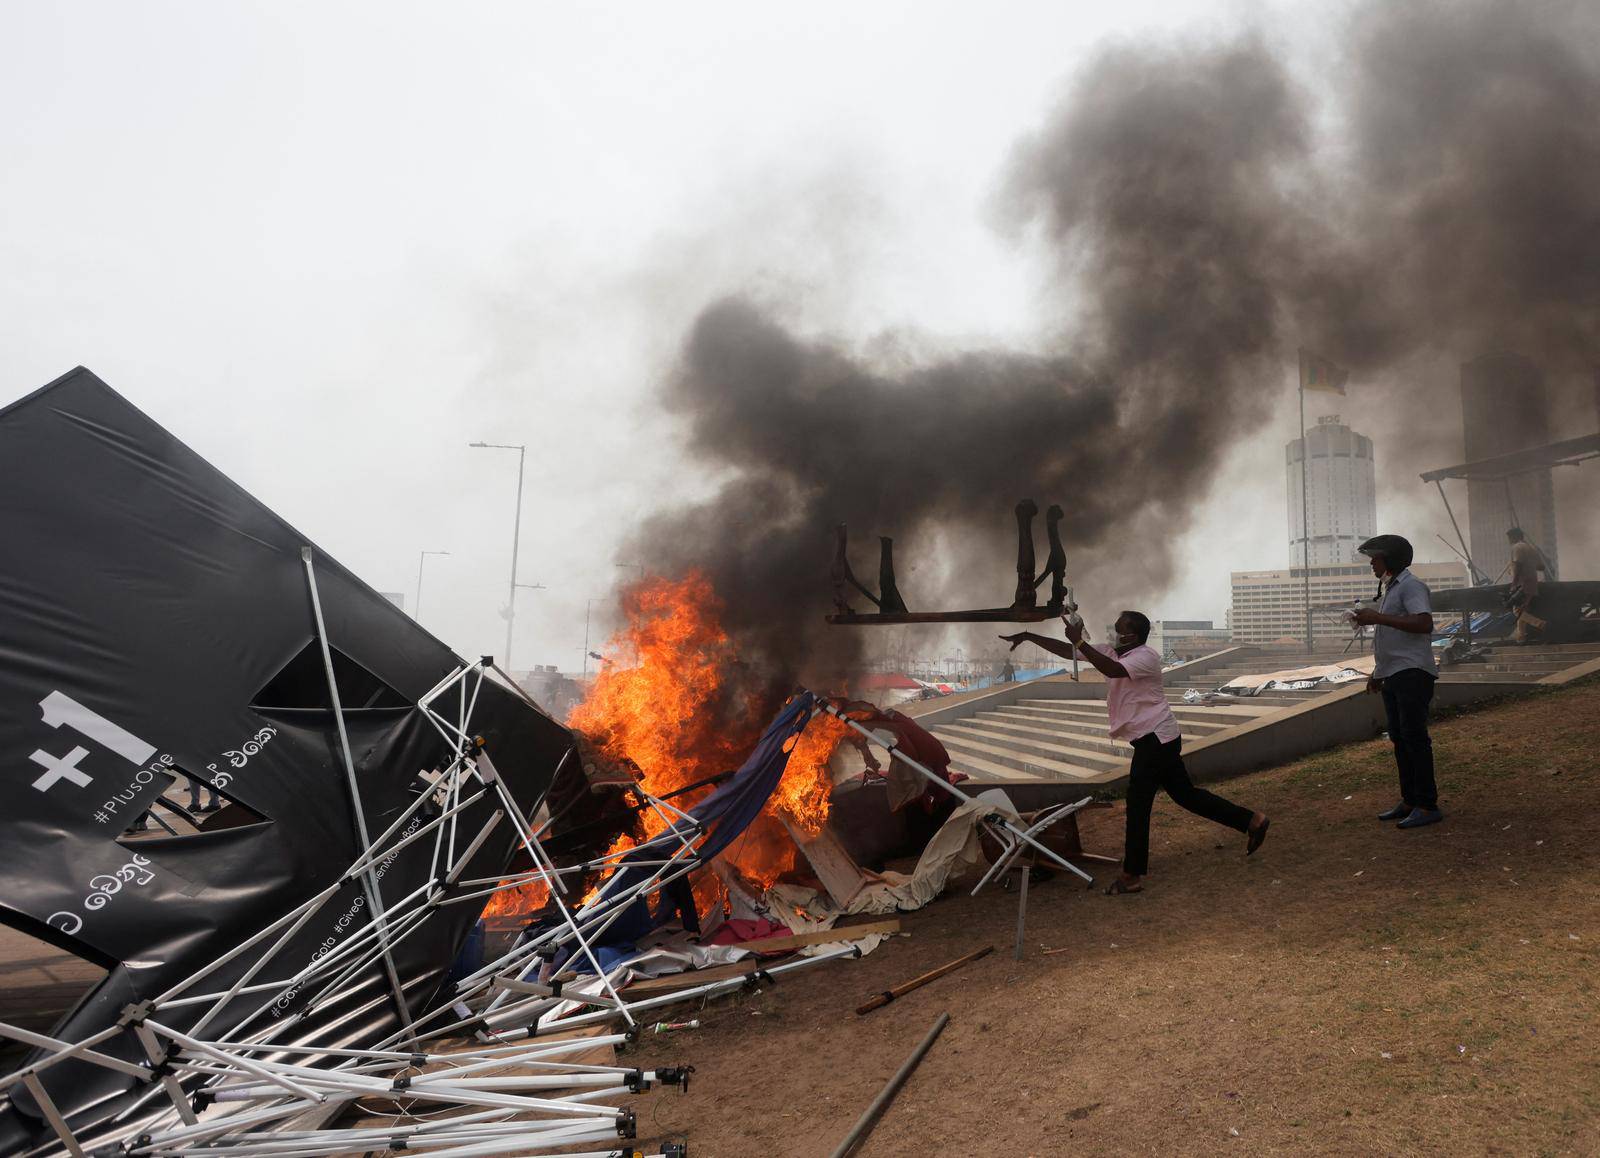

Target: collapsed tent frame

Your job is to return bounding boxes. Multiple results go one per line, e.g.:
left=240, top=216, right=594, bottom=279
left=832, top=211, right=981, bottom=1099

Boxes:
left=1, top=649, right=887, bottom=1154
left=0, top=587, right=714, bottom=1155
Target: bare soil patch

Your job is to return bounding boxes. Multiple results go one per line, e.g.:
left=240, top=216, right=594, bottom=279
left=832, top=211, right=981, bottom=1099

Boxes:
left=629, top=680, right=1600, bottom=1156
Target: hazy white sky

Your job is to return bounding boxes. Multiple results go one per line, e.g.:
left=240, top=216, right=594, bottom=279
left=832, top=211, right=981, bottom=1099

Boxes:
left=3, top=1, right=1550, bottom=670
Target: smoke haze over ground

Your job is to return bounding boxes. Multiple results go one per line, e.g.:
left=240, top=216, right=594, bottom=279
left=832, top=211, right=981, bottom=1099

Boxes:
left=626, top=0, right=1600, bottom=686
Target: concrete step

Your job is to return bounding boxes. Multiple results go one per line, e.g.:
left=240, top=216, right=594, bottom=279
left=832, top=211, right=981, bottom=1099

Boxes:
left=1442, top=667, right=1571, bottom=679
left=943, top=719, right=1135, bottom=761
left=989, top=706, right=1231, bottom=738
left=1448, top=659, right=1583, bottom=672
left=973, top=710, right=1228, bottom=747
left=933, top=728, right=1126, bottom=779
left=1002, top=702, right=1111, bottom=723
left=1166, top=669, right=1354, bottom=685
left=1165, top=692, right=1309, bottom=709
left=1169, top=692, right=1330, bottom=708
left=1440, top=668, right=1548, bottom=678
left=939, top=721, right=1130, bottom=767
left=1167, top=671, right=1352, bottom=688
left=1008, top=699, right=1272, bottom=724
left=1503, top=644, right=1600, bottom=653
left=1170, top=658, right=1362, bottom=677
left=1209, top=652, right=1363, bottom=658
left=944, top=748, right=1112, bottom=786
left=1167, top=662, right=1351, bottom=674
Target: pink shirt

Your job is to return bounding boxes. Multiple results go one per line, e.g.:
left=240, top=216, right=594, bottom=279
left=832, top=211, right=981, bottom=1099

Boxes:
left=1087, top=643, right=1180, bottom=743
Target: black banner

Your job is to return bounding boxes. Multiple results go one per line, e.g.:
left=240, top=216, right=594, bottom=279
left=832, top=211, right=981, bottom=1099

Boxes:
left=0, top=368, right=574, bottom=1148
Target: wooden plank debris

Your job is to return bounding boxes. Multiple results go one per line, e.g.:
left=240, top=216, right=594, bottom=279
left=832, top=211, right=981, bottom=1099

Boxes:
left=782, top=817, right=871, bottom=907
left=733, top=918, right=900, bottom=956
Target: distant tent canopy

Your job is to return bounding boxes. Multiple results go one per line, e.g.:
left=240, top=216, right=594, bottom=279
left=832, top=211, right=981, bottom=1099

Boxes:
left=856, top=673, right=922, bottom=690
left=1419, top=433, right=1600, bottom=483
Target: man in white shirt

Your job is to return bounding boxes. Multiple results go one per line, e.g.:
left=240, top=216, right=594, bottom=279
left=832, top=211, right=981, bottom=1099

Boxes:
left=1352, top=534, right=1444, bottom=829
left=1002, top=610, right=1269, bottom=894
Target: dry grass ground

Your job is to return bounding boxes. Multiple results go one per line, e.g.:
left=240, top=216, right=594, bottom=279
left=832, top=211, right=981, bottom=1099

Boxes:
left=630, top=679, right=1600, bottom=1157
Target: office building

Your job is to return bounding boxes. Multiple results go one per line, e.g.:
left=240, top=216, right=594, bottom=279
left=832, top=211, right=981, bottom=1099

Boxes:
left=1156, top=620, right=1234, bottom=659
left=1287, top=415, right=1377, bottom=567
left=1228, top=561, right=1469, bottom=646
left=1101, top=619, right=1233, bottom=660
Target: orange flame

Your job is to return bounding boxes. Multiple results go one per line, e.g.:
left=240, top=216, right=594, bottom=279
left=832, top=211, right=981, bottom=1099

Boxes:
left=568, top=572, right=755, bottom=817
left=483, top=878, right=549, bottom=918
left=486, top=572, right=844, bottom=919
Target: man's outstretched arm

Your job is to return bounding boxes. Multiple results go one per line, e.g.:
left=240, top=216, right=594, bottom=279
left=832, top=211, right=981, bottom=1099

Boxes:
left=999, top=626, right=1129, bottom=679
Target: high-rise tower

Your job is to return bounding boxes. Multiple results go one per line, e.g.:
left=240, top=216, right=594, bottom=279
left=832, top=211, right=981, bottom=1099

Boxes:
left=1287, top=415, right=1377, bottom=567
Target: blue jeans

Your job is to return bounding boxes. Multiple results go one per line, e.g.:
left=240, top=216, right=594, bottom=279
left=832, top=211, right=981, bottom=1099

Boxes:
left=1381, top=668, right=1437, bottom=810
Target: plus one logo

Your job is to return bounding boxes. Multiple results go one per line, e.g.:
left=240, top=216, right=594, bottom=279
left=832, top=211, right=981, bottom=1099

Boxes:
left=27, top=691, right=157, bottom=794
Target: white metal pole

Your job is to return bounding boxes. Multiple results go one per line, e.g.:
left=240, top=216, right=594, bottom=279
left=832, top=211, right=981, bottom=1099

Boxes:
left=21, top=1075, right=86, bottom=1158
left=583, top=598, right=594, bottom=678
left=469, top=442, right=528, bottom=669
left=300, top=548, right=415, bottom=1042
left=534, top=943, right=863, bottom=1034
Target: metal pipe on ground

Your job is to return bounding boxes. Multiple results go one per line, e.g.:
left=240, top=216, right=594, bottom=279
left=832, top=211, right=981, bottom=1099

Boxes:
left=830, top=1012, right=950, bottom=1158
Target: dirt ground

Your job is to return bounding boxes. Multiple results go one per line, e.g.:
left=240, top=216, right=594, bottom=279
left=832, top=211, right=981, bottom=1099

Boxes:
left=628, top=679, right=1600, bottom=1157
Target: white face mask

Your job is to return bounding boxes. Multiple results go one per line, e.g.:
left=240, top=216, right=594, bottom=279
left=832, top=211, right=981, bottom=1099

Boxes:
left=1114, top=631, right=1140, bottom=650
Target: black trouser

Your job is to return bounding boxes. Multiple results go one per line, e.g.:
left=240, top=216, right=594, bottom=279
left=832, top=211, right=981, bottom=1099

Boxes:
left=1123, top=734, right=1253, bottom=876
left=1380, top=667, right=1437, bottom=810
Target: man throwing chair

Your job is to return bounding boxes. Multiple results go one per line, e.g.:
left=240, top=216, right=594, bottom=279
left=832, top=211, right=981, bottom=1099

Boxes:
left=1001, top=611, right=1269, bottom=895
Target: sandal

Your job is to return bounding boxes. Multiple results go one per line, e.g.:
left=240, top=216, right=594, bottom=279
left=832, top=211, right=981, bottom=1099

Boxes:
left=1247, top=817, right=1270, bottom=856
left=1104, top=878, right=1143, bottom=896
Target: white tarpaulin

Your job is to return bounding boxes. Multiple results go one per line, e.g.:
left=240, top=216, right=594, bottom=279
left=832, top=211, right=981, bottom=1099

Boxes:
left=1218, top=654, right=1376, bottom=695
left=769, top=788, right=1020, bottom=924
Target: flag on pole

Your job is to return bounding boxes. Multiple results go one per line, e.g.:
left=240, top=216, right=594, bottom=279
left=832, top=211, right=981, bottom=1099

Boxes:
left=1299, top=348, right=1349, bottom=394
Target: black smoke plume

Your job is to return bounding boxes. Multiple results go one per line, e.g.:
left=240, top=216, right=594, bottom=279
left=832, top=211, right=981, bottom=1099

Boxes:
left=625, top=0, right=1600, bottom=687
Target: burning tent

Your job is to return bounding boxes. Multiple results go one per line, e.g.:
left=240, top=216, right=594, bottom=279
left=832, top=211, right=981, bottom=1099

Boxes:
left=0, top=369, right=576, bottom=1150
left=0, top=369, right=1085, bottom=1154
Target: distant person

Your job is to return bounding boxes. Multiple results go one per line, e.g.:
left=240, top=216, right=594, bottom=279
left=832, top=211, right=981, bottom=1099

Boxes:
left=1352, top=534, right=1443, bottom=829
left=1000, top=611, right=1269, bottom=895
left=1506, top=527, right=1547, bottom=644
left=1000, top=658, right=1017, bottom=683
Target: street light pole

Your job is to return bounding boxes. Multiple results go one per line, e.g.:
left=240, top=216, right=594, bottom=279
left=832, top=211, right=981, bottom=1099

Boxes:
left=511, top=582, right=545, bottom=669
left=414, top=550, right=450, bottom=624
left=582, top=597, right=597, bottom=678
left=1299, top=374, right=1312, bottom=655
left=469, top=441, right=527, bottom=670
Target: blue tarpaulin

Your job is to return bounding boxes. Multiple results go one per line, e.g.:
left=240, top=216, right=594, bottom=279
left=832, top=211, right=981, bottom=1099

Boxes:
left=557, top=692, right=818, bottom=961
